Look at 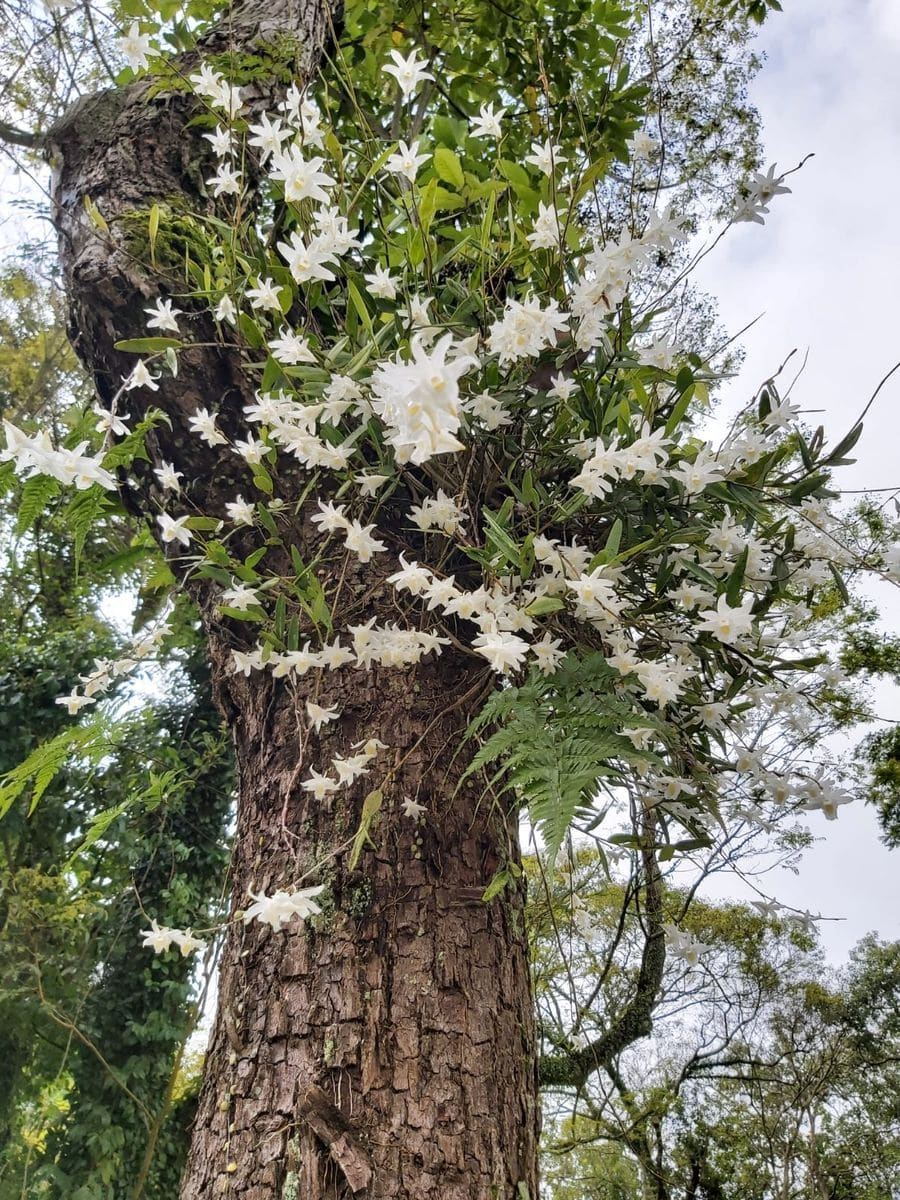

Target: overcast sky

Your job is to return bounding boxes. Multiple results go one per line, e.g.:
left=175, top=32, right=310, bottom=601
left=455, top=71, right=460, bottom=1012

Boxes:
left=694, top=0, right=900, bottom=960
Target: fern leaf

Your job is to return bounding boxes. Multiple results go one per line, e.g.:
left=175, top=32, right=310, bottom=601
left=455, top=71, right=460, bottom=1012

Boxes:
left=15, top=474, right=60, bottom=535
left=464, top=653, right=652, bottom=864
left=63, top=486, right=112, bottom=566
left=0, top=722, right=108, bottom=819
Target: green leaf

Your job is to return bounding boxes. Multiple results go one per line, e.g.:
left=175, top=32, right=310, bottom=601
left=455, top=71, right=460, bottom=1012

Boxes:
left=68, top=797, right=134, bottom=864
left=252, top=467, right=274, bottom=495
left=480, top=188, right=497, bottom=252
left=347, top=278, right=374, bottom=340
left=433, top=186, right=465, bottom=211
left=184, top=515, right=223, bottom=531
left=238, top=313, right=264, bottom=348
left=83, top=194, right=109, bottom=234
left=823, top=422, right=863, bottom=467
left=463, top=655, right=641, bottom=866
left=524, top=595, right=565, bottom=617
left=148, top=203, right=160, bottom=267
left=257, top=505, right=278, bottom=537
left=348, top=789, right=382, bottom=871
left=482, top=869, right=512, bottom=902
left=433, top=114, right=464, bottom=148
left=725, top=545, right=749, bottom=606
left=15, top=474, right=60, bottom=536
left=0, top=722, right=107, bottom=820
left=417, top=177, right=439, bottom=235
left=499, top=158, right=531, bottom=189
left=114, top=337, right=182, bottom=354
left=482, top=503, right=522, bottom=570
left=787, top=472, right=830, bottom=502
left=64, top=486, right=112, bottom=567
left=604, top=518, right=623, bottom=559
left=218, top=606, right=265, bottom=624
left=202, top=539, right=232, bottom=566
left=433, top=147, right=465, bottom=189
left=828, top=562, right=850, bottom=605
left=665, top=384, right=696, bottom=436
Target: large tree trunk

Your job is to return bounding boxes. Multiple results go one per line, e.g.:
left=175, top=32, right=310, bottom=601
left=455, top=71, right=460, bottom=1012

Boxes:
left=46, top=1, right=540, bottom=1194
left=182, top=621, right=538, bottom=1198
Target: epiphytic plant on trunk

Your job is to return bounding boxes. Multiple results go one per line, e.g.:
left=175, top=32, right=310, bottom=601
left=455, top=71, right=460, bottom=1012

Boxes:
left=1, top=0, right=897, bottom=1197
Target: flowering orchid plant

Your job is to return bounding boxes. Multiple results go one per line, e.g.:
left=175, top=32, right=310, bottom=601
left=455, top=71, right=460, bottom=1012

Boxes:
left=1, top=18, right=897, bottom=961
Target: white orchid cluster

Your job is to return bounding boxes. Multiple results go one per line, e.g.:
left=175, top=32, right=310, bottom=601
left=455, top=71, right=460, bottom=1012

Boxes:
left=4, top=37, right=892, bottom=957
left=1, top=419, right=115, bottom=491
left=636, top=689, right=856, bottom=846
left=663, top=922, right=713, bottom=968
left=48, top=54, right=878, bottom=810
left=54, top=621, right=171, bottom=715
left=241, top=884, right=325, bottom=930
left=734, top=163, right=792, bottom=225
left=298, top=732, right=386, bottom=802
left=140, top=882, right=325, bottom=956
left=230, top=626, right=449, bottom=678
left=140, top=921, right=207, bottom=956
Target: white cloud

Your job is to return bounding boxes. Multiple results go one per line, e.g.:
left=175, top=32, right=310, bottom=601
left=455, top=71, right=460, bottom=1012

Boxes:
left=872, top=0, right=900, bottom=44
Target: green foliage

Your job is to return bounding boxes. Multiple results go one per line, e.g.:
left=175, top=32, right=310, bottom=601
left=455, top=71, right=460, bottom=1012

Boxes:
left=0, top=632, right=233, bottom=1200
left=717, top=0, right=783, bottom=23
left=535, top=857, right=900, bottom=1200
left=861, top=724, right=900, bottom=848
left=0, top=265, right=232, bottom=1198
left=0, top=267, right=88, bottom=420
left=13, top=473, right=61, bottom=536
left=465, top=655, right=647, bottom=863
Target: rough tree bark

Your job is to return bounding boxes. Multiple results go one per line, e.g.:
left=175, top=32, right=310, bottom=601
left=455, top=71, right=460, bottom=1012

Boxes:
left=46, top=1, right=540, bottom=1196
left=187, top=617, right=537, bottom=1198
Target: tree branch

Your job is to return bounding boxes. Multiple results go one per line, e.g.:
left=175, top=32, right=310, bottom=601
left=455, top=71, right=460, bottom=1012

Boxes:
left=539, top=827, right=666, bottom=1088
left=0, top=119, right=44, bottom=151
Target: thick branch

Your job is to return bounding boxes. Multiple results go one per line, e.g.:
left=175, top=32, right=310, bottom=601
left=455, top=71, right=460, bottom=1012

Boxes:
left=539, top=835, right=666, bottom=1089
left=0, top=119, right=44, bottom=151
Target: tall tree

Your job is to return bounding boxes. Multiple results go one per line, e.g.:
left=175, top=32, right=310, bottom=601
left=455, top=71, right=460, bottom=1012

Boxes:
left=0, top=0, right=889, bottom=1197
left=43, top=6, right=542, bottom=1194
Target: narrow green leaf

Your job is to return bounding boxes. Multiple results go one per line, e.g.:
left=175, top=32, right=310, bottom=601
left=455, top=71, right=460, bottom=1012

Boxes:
left=828, top=562, right=850, bottom=605
left=83, top=194, right=109, bottom=234
left=348, top=789, right=382, bottom=871
left=347, top=279, right=374, bottom=340
left=148, top=203, right=160, bottom=267
left=725, top=545, right=749, bottom=606
left=114, top=336, right=182, bottom=354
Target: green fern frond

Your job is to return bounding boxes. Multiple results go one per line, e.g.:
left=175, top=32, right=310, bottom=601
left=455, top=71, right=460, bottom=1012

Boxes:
left=464, top=655, right=657, bottom=864
left=0, top=721, right=112, bottom=819
left=15, top=474, right=60, bottom=536
left=64, top=485, right=113, bottom=567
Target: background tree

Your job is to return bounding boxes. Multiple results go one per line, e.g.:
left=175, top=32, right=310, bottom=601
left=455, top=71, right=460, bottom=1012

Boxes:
left=535, top=874, right=900, bottom=1200
left=0, top=266, right=233, bottom=1200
